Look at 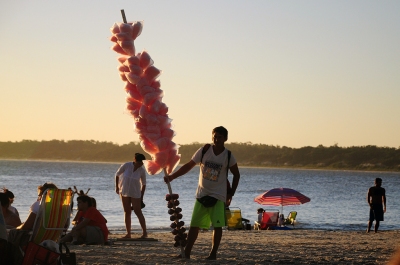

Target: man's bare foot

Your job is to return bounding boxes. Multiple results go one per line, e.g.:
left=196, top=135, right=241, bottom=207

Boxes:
left=140, top=232, right=148, bottom=239
left=121, top=234, right=131, bottom=239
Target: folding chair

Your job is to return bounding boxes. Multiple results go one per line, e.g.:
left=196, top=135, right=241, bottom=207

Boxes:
left=255, top=211, right=279, bottom=230
left=284, top=211, right=297, bottom=228
left=30, top=188, right=74, bottom=244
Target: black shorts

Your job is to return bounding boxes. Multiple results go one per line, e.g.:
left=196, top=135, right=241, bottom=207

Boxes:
left=369, top=204, right=384, bottom=222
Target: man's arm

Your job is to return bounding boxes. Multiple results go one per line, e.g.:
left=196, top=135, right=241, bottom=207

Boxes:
left=228, top=163, right=240, bottom=197
left=71, top=211, right=80, bottom=226
left=226, top=164, right=240, bottom=203
left=164, top=160, right=196, bottom=183
left=140, top=169, right=146, bottom=200
left=366, top=188, right=371, bottom=205
left=115, top=175, right=119, bottom=194
left=17, top=212, right=36, bottom=230
left=141, top=185, right=146, bottom=201
left=115, top=164, right=125, bottom=194
left=72, top=217, right=90, bottom=232
left=383, top=189, right=387, bottom=212
left=225, top=163, right=240, bottom=206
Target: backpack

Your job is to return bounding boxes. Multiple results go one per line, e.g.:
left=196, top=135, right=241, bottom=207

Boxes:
left=200, top=144, right=232, bottom=194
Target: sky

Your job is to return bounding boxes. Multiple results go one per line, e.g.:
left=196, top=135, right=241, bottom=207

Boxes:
left=1, top=1, right=399, bottom=149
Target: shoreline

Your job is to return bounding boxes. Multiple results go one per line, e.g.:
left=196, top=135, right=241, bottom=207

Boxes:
left=66, top=229, right=400, bottom=264
left=106, top=226, right=399, bottom=233
left=1, top=158, right=399, bottom=173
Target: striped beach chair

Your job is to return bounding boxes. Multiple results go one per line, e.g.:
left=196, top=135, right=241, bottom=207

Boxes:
left=30, top=188, right=74, bottom=244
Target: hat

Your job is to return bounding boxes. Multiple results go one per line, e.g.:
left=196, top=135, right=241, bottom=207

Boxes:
left=135, top=153, right=146, bottom=161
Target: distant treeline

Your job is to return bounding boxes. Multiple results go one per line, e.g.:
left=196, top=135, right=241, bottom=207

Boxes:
left=1, top=140, right=400, bottom=172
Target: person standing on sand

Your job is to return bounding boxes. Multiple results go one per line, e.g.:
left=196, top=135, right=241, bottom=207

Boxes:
left=164, top=126, right=240, bottom=260
left=367, top=177, right=386, bottom=233
left=115, top=153, right=148, bottom=239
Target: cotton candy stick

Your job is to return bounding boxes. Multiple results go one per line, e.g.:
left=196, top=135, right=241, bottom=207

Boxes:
left=121, top=9, right=127, bottom=23
left=111, top=10, right=185, bottom=257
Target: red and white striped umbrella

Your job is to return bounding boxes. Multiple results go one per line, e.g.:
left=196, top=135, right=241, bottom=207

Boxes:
left=254, top=187, right=310, bottom=213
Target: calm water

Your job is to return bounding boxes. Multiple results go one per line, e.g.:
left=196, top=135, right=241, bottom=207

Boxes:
left=1, top=160, right=399, bottom=232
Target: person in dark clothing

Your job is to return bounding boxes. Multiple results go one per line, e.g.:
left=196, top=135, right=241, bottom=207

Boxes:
left=367, top=178, right=386, bottom=233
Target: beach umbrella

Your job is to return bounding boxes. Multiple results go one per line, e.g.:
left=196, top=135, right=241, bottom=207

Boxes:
left=254, top=187, right=311, bottom=214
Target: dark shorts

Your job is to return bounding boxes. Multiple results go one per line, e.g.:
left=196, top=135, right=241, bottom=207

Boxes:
left=369, top=204, right=384, bottom=222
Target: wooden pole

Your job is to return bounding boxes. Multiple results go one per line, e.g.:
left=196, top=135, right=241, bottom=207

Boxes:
left=121, top=9, right=127, bottom=23
left=118, top=9, right=184, bottom=258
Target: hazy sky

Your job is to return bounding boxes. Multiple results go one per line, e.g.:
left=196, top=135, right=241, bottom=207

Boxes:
left=1, top=1, right=399, bottom=148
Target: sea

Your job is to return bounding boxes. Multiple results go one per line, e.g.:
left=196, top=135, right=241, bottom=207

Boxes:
left=1, top=160, right=399, bottom=233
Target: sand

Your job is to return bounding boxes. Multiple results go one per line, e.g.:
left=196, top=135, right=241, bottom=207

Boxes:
left=63, top=229, right=400, bottom=265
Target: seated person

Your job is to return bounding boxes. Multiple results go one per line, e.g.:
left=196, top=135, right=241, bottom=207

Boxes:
left=2, top=188, right=20, bottom=217
left=90, top=197, right=97, bottom=208
left=277, top=213, right=284, bottom=227
left=16, top=182, right=58, bottom=232
left=71, top=197, right=107, bottom=225
left=60, top=195, right=108, bottom=245
left=254, top=208, right=265, bottom=230
left=7, top=182, right=58, bottom=265
left=0, top=192, right=21, bottom=229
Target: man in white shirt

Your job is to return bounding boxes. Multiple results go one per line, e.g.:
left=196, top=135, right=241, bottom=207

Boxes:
left=164, top=126, right=240, bottom=260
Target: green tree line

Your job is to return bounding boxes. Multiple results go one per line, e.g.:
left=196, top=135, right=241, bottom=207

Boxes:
left=1, top=140, right=399, bottom=171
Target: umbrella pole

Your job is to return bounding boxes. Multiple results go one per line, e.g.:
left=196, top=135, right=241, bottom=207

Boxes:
left=164, top=169, right=185, bottom=258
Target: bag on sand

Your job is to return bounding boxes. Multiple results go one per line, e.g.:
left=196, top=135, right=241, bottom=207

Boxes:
left=58, top=242, right=77, bottom=265
left=22, top=241, right=60, bottom=265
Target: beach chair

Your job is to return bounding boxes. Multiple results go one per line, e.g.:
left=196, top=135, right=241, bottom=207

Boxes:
left=284, top=211, right=297, bottom=228
left=225, top=207, right=245, bottom=230
left=30, top=188, right=74, bottom=244
left=255, top=211, right=279, bottom=230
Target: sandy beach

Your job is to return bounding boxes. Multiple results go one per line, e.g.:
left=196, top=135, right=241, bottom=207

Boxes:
left=64, top=229, right=400, bottom=265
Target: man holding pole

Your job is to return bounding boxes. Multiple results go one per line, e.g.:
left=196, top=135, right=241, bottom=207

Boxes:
left=164, top=126, right=240, bottom=260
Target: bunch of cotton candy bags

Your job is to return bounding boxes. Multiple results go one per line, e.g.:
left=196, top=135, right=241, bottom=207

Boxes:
left=110, top=21, right=181, bottom=175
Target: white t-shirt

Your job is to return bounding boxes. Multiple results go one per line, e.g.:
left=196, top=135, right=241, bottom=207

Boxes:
left=191, top=145, right=237, bottom=202
left=115, top=162, right=147, bottom=198
left=29, top=201, right=40, bottom=214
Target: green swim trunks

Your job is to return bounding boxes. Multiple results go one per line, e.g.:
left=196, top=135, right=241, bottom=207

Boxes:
left=190, top=199, right=226, bottom=229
